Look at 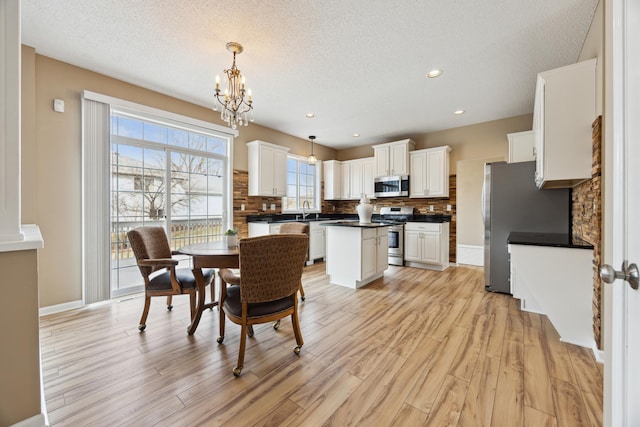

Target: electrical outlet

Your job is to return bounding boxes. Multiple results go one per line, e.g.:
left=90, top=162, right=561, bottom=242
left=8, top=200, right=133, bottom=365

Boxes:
left=270, top=203, right=276, bottom=211
left=446, top=204, right=451, bottom=211
left=429, top=205, right=434, bottom=212
left=262, top=203, right=267, bottom=211
left=241, top=204, right=245, bottom=211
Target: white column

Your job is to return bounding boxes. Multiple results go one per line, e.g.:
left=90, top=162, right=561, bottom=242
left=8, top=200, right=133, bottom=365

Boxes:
left=0, top=0, right=23, bottom=242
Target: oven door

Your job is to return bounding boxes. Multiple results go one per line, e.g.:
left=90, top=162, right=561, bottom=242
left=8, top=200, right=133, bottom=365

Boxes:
left=387, top=225, right=404, bottom=265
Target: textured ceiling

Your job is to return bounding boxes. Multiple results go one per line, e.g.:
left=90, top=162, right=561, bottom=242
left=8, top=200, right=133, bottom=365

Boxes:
left=21, top=0, right=599, bottom=149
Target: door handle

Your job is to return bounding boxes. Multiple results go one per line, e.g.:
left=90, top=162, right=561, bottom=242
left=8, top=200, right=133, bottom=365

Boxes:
left=600, top=261, right=639, bottom=290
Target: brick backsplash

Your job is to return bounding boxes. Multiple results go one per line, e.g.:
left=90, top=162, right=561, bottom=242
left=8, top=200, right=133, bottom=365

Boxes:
left=571, top=116, right=602, bottom=349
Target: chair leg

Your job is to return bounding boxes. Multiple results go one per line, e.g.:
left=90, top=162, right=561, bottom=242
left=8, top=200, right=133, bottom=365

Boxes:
left=139, top=296, right=152, bottom=331
left=166, top=295, right=173, bottom=311
left=291, top=308, right=304, bottom=355
left=189, top=292, right=196, bottom=321
left=299, top=280, right=306, bottom=301
left=234, top=322, right=248, bottom=376
left=217, top=305, right=225, bottom=344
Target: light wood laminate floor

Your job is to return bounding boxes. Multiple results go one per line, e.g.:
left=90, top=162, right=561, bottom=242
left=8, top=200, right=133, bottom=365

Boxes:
left=40, top=263, right=603, bottom=426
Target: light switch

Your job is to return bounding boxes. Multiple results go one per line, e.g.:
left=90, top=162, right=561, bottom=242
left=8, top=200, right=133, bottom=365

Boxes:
left=270, top=204, right=276, bottom=210
left=262, top=203, right=267, bottom=211
left=446, top=204, right=452, bottom=211
left=53, top=98, right=65, bottom=113
left=429, top=205, right=434, bottom=212
left=241, top=204, right=245, bottom=211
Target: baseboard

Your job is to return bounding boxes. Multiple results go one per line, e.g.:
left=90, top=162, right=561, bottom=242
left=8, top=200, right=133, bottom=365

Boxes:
left=11, top=413, right=47, bottom=427
left=39, top=300, right=83, bottom=316
left=456, top=244, right=483, bottom=266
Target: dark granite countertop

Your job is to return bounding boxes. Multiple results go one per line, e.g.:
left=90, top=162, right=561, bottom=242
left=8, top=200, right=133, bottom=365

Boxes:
left=507, top=232, right=594, bottom=250
left=321, top=221, right=389, bottom=228
left=408, top=214, right=451, bottom=223
left=246, top=213, right=451, bottom=224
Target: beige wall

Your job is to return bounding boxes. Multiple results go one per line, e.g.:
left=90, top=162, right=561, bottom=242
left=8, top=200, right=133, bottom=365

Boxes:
left=457, top=157, right=503, bottom=247
left=579, top=0, right=603, bottom=117
left=24, top=51, right=329, bottom=307
left=0, top=250, right=41, bottom=425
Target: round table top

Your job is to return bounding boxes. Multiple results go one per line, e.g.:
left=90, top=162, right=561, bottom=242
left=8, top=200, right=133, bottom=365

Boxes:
left=177, top=240, right=239, bottom=256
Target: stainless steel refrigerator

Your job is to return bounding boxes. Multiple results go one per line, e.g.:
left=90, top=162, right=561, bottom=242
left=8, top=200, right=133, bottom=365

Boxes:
left=483, top=161, right=571, bottom=294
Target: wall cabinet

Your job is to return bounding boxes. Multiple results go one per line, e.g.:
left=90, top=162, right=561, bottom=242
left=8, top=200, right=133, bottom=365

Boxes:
left=246, top=140, right=289, bottom=196
left=372, top=139, right=415, bottom=177
left=404, top=222, right=449, bottom=270
left=409, top=146, right=451, bottom=198
left=323, top=160, right=342, bottom=200
left=340, top=157, right=374, bottom=200
left=507, top=130, right=535, bottom=163
left=533, top=58, right=596, bottom=189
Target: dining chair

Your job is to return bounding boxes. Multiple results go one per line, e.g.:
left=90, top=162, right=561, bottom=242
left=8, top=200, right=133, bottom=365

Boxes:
left=127, top=226, right=214, bottom=331
left=278, top=221, right=309, bottom=301
left=217, top=234, right=309, bottom=376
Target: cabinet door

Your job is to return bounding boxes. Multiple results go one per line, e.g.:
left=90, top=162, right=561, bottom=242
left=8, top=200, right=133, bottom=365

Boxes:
left=349, top=161, right=364, bottom=199
left=507, top=131, right=535, bottom=163
left=421, top=231, right=441, bottom=264
left=323, top=161, right=342, bottom=200
left=272, top=148, right=288, bottom=196
left=361, top=237, right=377, bottom=279
left=257, top=145, right=275, bottom=196
left=390, top=143, right=408, bottom=175
left=374, top=146, right=389, bottom=177
left=409, top=152, right=426, bottom=197
left=342, top=162, right=352, bottom=199
left=309, top=228, right=325, bottom=260
left=376, top=234, right=389, bottom=273
left=426, top=149, right=447, bottom=197
left=404, top=230, right=421, bottom=261
left=362, top=158, right=375, bottom=197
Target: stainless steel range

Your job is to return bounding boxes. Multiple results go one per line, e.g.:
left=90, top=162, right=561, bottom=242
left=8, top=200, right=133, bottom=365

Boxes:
left=378, top=206, right=415, bottom=266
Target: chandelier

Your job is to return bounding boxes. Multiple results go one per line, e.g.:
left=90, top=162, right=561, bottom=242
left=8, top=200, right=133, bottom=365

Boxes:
left=214, top=42, right=254, bottom=129
left=307, top=135, right=317, bottom=165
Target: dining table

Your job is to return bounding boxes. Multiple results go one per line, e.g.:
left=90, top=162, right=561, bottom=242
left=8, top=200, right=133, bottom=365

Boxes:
left=178, top=240, right=239, bottom=335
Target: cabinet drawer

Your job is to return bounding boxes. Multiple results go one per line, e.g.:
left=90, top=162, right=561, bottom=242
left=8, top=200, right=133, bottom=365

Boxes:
left=405, top=222, right=441, bottom=232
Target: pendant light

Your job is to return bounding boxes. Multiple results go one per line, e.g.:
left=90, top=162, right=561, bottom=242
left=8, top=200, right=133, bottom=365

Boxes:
left=307, top=135, right=317, bottom=165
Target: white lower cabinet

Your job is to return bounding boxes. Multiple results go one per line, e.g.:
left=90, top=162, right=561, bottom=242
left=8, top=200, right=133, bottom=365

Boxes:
left=404, top=222, right=449, bottom=270
left=308, top=221, right=327, bottom=263
left=325, top=225, right=388, bottom=289
left=509, top=244, right=593, bottom=348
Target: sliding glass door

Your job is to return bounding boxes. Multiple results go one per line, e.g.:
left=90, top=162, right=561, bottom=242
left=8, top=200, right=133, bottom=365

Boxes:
left=109, top=112, right=229, bottom=297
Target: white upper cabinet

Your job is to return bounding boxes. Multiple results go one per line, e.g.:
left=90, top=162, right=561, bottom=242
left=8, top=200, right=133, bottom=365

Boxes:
left=533, top=58, right=596, bottom=189
left=323, top=160, right=342, bottom=200
left=507, top=130, right=535, bottom=163
left=247, top=140, right=289, bottom=196
left=409, top=146, right=451, bottom=198
left=345, top=157, right=375, bottom=200
left=372, top=139, right=415, bottom=177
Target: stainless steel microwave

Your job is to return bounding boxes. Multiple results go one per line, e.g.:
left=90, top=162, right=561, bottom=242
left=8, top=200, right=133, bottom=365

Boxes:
left=374, top=175, right=409, bottom=197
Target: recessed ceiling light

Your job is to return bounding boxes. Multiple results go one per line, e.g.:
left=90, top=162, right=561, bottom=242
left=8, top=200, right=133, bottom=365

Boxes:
left=426, top=69, right=443, bottom=78
left=305, top=113, right=315, bottom=118
left=453, top=110, right=465, bottom=115
left=353, top=133, right=360, bottom=137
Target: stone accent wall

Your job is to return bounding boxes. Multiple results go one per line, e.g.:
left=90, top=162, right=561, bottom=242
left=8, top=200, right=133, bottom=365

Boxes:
left=232, top=170, right=457, bottom=263
left=571, top=116, right=602, bottom=348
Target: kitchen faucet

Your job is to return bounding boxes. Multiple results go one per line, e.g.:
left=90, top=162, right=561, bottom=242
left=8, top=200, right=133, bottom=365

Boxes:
left=302, top=200, right=311, bottom=220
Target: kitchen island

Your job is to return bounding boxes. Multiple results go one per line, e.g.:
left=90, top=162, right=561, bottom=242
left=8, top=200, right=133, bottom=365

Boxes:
left=323, top=221, right=389, bottom=289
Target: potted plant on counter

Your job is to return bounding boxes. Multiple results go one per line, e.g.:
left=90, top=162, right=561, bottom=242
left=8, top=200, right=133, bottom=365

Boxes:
left=225, top=228, right=238, bottom=248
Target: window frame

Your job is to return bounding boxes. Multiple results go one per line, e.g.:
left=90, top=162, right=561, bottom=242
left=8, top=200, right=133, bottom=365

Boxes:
left=281, top=154, right=322, bottom=214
